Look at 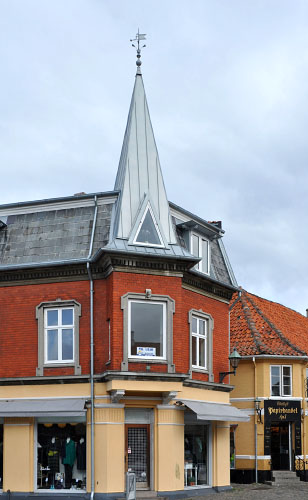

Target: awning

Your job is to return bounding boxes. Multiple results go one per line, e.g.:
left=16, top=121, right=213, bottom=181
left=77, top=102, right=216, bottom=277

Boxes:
left=178, top=399, right=250, bottom=422
left=0, top=398, right=87, bottom=417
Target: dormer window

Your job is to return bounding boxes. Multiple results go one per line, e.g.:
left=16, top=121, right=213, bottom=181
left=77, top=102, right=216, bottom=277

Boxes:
left=191, top=232, right=210, bottom=274
left=133, top=203, right=164, bottom=247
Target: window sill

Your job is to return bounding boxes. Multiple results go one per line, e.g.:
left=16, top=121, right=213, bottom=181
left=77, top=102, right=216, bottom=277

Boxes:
left=192, top=367, right=209, bottom=375
left=128, top=358, right=167, bottom=364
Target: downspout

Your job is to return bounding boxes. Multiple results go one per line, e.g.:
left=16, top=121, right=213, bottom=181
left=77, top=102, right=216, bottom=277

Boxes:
left=253, top=356, right=258, bottom=483
left=87, top=196, right=98, bottom=500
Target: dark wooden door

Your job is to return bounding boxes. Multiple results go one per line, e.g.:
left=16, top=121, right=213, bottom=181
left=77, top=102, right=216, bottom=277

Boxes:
left=271, top=423, right=290, bottom=470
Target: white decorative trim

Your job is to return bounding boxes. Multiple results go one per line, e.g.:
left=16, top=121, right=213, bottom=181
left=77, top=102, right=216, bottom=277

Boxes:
left=0, top=396, right=90, bottom=401
left=94, top=404, right=124, bottom=409
left=0, top=196, right=117, bottom=216
left=92, top=422, right=124, bottom=425
left=236, top=455, right=271, bottom=460
left=5, top=423, right=32, bottom=427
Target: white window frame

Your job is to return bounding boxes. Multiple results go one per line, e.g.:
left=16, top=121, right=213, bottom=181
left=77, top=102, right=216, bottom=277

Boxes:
left=128, top=299, right=167, bottom=360
left=191, top=232, right=210, bottom=275
left=270, top=365, right=292, bottom=397
left=188, top=309, right=214, bottom=381
left=133, top=203, right=164, bottom=248
left=191, top=315, right=208, bottom=370
left=44, top=307, right=75, bottom=365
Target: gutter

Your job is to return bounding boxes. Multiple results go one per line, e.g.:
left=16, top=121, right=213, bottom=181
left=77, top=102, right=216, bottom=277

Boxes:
left=87, top=195, right=98, bottom=500
left=238, top=355, right=308, bottom=360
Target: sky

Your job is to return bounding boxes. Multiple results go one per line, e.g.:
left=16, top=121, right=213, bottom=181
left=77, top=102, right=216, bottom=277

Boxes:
left=1, top=0, right=308, bottom=314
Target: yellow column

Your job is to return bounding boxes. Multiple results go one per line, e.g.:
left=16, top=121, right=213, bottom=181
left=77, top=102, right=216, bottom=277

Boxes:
left=3, top=418, right=34, bottom=492
left=87, top=407, right=125, bottom=494
left=212, top=422, right=230, bottom=488
left=156, top=408, right=184, bottom=492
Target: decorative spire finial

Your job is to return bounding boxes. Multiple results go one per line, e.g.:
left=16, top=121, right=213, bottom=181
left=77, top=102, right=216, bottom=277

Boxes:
left=130, top=29, right=146, bottom=74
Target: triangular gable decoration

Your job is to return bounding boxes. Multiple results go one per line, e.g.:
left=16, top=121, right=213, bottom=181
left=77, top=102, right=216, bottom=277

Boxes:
left=134, top=204, right=164, bottom=247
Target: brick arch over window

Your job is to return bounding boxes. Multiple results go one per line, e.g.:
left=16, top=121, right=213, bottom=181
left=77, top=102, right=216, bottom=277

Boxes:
left=36, top=299, right=81, bottom=376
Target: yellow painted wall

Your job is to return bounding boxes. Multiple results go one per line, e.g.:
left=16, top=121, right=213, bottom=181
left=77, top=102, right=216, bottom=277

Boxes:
left=3, top=418, right=34, bottom=492
left=156, top=409, right=184, bottom=491
left=88, top=407, right=125, bottom=493
left=212, top=422, right=230, bottom=487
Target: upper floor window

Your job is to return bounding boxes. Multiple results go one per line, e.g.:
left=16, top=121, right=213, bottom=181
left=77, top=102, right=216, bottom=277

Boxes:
left=129, top=300, right=166, bottom=359
left=191, top=315, right=208, bottom=370
left=121, top=291, right=175, bottom=373
left=270, top=365, right=292, bottom=396
left=189, top=309, right=214, bottom=380
left=191, top=232, right=210, bottom=275
left=36, top=299, right=81, bottom=376
left=45, top=307, right=74, bottom=364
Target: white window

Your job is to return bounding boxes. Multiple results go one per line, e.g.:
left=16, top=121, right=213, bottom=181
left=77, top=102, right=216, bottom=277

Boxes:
left=191, top=316, right=208, bottom=370
left=44, top=308, right=74, bottom=363
left=128, top=300, right=166, bottom=359
left=189, top=309, right=214, bottom=380
left=36, top=299, right=81, bottom=376
left=270, top=365, right=292, bottom=396
left=191, top=233, right=210, bottom=274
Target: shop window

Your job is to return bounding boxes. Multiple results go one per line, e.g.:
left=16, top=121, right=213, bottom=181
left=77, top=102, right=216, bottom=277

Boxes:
left=230, top=426, right=237, bottom=469
left=184, top=425, right=208, bottom=487
left=121, top=292, right=175, bottom=372
left=188, top=310, right=213, bottom=380
left=36, top=423, right=86, bottom=491
left=36, top=300, right=81, bottom=376
left=191, top=232, right=210, bottom=275
left=270, top=365, right=292, bottom=396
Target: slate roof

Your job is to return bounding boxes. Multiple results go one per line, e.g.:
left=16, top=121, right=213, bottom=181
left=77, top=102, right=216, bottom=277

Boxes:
left=0, top=200, right=113, bottom=268
left=230, top=289, right=308, bottom=357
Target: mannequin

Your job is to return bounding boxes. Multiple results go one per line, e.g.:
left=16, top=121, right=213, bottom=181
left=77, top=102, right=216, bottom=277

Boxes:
left=76, top=437, right=86, bottom=470
left=63, top=437, right=75, bottom=488
left=48, top=437, right=59, bottom=488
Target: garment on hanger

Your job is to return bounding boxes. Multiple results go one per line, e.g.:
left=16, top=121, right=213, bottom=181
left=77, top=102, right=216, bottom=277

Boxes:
left=47, top=438, right=59, bottom=472
left=76, top=439, right=86, bottom=470
left=62, top=438, right=76, bottom=467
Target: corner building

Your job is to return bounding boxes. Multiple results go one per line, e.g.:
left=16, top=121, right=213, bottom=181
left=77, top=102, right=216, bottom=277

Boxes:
left=0, top=57, right=248, bottom=499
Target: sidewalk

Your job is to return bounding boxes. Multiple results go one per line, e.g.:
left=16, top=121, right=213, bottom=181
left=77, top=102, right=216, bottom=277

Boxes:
left=190, top=481, right=308, bottom=499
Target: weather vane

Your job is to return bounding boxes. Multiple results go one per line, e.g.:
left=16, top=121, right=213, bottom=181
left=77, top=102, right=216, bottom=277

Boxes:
left=130, top=29, right=146, bottom=72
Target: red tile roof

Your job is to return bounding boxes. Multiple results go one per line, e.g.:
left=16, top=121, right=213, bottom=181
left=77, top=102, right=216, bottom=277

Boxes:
left=230, top=289, right=308, bottom=357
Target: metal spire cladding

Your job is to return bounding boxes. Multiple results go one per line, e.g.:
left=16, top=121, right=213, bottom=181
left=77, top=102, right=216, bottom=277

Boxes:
left=112, top=34, right=177, bottom=247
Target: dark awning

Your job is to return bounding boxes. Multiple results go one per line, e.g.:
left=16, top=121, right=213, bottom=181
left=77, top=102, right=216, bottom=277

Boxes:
left=178, top=399, right=250, bottom=422
left=0, top=398, right=87, bottom=417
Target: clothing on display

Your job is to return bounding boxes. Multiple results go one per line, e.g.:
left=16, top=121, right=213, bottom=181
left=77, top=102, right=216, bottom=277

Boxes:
left=76, top=439, right=86, bottom=470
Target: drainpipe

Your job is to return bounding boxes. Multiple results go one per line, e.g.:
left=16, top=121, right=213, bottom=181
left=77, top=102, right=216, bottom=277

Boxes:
left=87, top=196, right=98, bottom=500
left=253, top=356, right=258, bottom=483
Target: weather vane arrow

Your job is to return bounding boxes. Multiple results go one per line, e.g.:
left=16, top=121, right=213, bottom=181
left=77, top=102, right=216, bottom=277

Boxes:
left=130, top=29, right=146, bottom=73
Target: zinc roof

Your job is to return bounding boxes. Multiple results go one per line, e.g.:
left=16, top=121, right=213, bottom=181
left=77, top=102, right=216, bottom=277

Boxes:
left=230, top=289, right=308, bottom=357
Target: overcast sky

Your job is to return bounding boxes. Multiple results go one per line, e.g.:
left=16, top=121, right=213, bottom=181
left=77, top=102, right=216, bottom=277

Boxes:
left=1, top=0, right=308, bottom=314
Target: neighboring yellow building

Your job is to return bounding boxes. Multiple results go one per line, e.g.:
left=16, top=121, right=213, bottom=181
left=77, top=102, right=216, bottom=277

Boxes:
left=229, top=289, right=308, bottom=483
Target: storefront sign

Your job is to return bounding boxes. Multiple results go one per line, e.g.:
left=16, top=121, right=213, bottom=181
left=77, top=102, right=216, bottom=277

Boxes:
left=264, top=400, right=301, bottom=422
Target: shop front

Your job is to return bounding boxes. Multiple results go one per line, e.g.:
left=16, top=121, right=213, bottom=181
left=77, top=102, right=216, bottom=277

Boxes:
left=264, top=400, right=301, bottom=471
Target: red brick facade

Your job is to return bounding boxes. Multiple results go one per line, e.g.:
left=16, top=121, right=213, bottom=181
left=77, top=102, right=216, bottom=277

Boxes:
left=0, top=270, right=230, bottom=382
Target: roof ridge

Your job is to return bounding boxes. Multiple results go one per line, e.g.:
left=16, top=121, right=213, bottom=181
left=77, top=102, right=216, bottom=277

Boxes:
left=240, top=291, right=274, bottom=355
left=245, top=292, right=306, bottom=356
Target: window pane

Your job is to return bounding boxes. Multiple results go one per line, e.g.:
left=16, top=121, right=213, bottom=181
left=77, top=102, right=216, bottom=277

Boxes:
left=192, top=317, right=198, bottom=333
left=136, top=210, right=161, bottom=245
left=47, top=330, right=58, bottom=361
left=199, top=319, right=206, bottom=336
left=192, top=336, right=197, bottom=365
left=199, top=338, right=206, bottom=368
left=131, top=302, right=164, bottom=357
left=62, top=329, right=73, bottom=360
left=192, top=234, right=199, bottom=257
left=47, top=310, right=58, bottom=327
left=271, top=366, right=280, bottom=396
left=201, top=240, right=209, bottom=273
left=283, top=366, right=291, bottom=395
left=62, top=308, right=73, bottom=325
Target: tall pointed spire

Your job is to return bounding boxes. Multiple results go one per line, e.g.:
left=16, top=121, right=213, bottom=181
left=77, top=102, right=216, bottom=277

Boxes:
left=112, top=34, right=177, bottom=246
